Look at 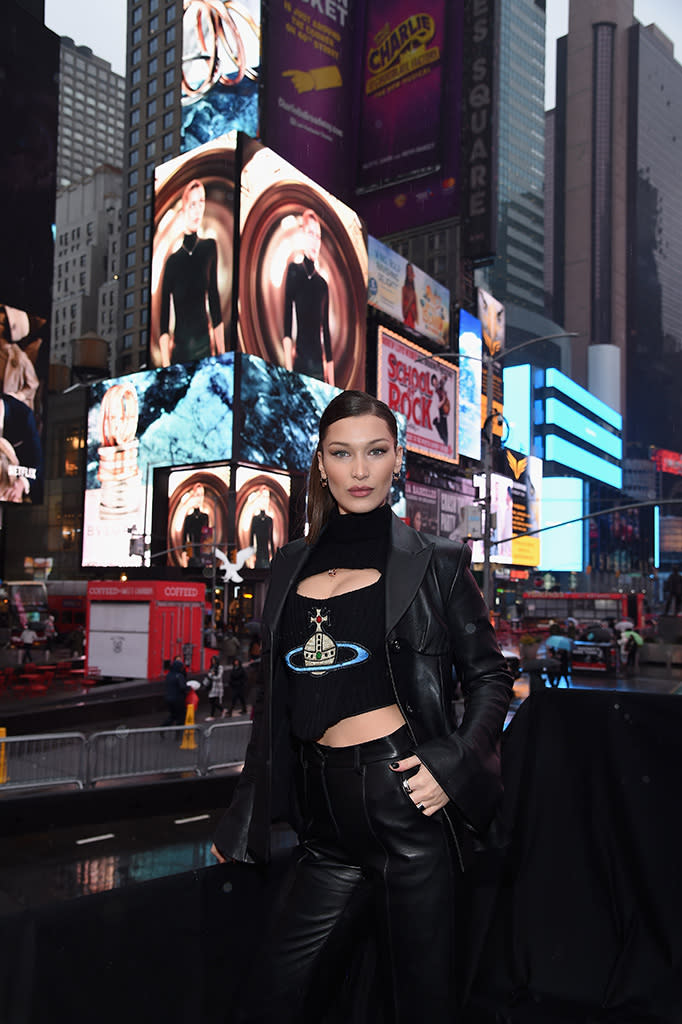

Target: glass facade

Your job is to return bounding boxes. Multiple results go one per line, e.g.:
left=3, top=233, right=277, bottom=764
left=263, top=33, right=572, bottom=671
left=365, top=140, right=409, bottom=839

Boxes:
left=486, top=0, right=546, bottom=314
left=627, top=25, right=682, bottom=452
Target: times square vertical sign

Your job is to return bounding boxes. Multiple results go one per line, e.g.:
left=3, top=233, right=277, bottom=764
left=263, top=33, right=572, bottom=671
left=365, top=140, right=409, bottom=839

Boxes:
left=462, top=0, right=497, bottom=261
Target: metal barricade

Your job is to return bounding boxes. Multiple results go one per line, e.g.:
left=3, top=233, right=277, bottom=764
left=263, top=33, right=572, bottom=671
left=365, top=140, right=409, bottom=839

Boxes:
left=87, top=725, right=203, bottom=786
left=0, top=732, right=87, bottom=792
left=202, top=719, right=252, bottom=773
left=0, top=720, right=254, bottom=793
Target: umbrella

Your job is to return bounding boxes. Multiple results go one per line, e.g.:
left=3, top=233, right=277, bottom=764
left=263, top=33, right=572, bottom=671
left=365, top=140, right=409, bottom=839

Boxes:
left=614, top=619, right=634, bottom=632
left=623, top=629, right=644, bottom=646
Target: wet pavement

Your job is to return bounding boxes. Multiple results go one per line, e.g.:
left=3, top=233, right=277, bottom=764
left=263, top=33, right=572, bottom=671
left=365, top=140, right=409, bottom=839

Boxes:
left=1, top=657, right=680, bottom=914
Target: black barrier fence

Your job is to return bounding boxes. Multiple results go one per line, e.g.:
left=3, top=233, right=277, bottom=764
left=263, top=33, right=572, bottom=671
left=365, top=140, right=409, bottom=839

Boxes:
left=2, top=690, right=681, bottom=1023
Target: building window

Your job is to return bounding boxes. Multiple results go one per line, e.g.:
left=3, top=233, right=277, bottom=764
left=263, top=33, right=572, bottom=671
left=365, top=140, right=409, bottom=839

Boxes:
left=164, top=89, right=174, bottom=108
left=147, top=98, right=157, bottom=117
left=145, top=140, right=156, bottom=159
left=130, top=108, right=140, bottom=126
left=132, top=26, right=142, bottom=45
left=124, top=313, right=134, bottom=329
left=165, top=46, right=175, bottom=65
left=129, top=128, right=140, bottom=146
left=146, top=119, right=156, bottom=138
left=131, top=47, right=141, bottom=66
left=127, top=210, right=138, bottom=227
left=126, top=229, right=137, bottom=248
left=128, top=169, right=139, bottom=187
left=149, top=14, right=159, bottom=33
left=163, top=131, right=173, bottom=151
left=130, top=87, right=141, bottom=106
left=132, top=5, right=142, bottom=25
left=165, top=25, right=176, bottom=44
left=164, top=67, right=174, bottom=87
left=148, top=36, right=158, bottom=56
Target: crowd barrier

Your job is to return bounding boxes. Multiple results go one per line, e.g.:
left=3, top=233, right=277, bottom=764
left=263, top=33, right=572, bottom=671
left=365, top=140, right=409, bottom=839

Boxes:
left=0, top=719, right=252, bottom=793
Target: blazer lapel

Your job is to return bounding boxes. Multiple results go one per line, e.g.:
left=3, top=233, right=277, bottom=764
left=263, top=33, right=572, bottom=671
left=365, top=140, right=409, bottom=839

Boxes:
left=262, top=539, right=311, bottom=635
left=385, top=515, right=434, bottom=635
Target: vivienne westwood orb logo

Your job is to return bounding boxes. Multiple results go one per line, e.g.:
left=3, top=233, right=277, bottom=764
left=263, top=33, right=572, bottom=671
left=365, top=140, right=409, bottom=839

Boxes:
left=284, top=607, right=370, bottom=677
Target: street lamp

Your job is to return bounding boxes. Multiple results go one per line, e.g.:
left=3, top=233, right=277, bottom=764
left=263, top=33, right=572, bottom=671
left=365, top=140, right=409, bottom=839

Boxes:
left=435, top=330, right=580, bottom=609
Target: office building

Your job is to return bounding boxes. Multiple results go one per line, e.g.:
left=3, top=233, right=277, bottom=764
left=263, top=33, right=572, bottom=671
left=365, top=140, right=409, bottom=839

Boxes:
left=52, top=167, right=122, bottom=371
left=548, top=0, right=682, bottom=454
left=118, top=0, right=183, bottom=375
left=57, top=37, right=125, bottom=189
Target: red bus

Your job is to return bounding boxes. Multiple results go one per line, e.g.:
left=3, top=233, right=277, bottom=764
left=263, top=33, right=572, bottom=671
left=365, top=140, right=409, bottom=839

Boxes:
left=521, top=591, right=645, bottom=630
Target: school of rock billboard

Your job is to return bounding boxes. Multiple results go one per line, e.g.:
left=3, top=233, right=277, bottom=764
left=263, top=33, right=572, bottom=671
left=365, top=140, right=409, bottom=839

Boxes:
left=150, top=133, right=237, bottom=370
left=377, top=326, right=457, bottom=464
left=83, top=354, right=235, bottom=568
left=181, top=0, right=262, bottom=151
left=367, top=236, right=449, bottom=348
left=237, top=139, right=368, bottom=391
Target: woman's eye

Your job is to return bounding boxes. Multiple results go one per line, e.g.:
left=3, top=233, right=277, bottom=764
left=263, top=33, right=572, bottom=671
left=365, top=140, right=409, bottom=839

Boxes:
left=330, top=449, right=349, bottom=458
left=370, top=448, right=389, bottom=457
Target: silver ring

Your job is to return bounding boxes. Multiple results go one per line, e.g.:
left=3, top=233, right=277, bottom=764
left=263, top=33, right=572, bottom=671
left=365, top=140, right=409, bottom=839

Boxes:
left=401, top=778, right=412, bottom=795
left=417, top=802, right=426, bottom=813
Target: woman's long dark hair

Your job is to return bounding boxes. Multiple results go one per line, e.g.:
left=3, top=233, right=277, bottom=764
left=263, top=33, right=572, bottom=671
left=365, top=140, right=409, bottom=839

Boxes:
left=307, top=390, right=398, bottom=545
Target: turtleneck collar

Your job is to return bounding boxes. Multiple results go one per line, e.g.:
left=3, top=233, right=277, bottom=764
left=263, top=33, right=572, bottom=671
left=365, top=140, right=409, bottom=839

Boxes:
left=298, top=504, right=392, bottom=579
left=324, top=503, right=392, bottom=542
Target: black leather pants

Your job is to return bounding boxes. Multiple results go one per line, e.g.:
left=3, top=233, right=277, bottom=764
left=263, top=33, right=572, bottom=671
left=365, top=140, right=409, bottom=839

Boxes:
left=236, top=726, right=458, bottom=1023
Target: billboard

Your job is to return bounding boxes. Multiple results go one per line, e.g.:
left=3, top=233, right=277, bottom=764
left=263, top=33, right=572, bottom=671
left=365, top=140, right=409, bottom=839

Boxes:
left=353, top=0, right=464, bottom=237
left=357, top=1, right=447, bottom=190
left=235, top=465, right=291, bottom=569
left=262, top=0, right=357, bottom=202
left=181, top=0, right=262, bottom=151
left=83, top=354, right=235, bottom=568
left=457, top=309, right=482, bottom=462
left=405, top=479, right=474, bottom=540
left=0, top=304, right=48, bottom=504
left=540, top=476, right=583, bottom=572
left=377, top=326, right=458, bottom=464
left=166, top=464, right=231, bottom=569
left=461, top=0, right=497, bottom=260
left=238, top=140, right=367, bottom=390
left=150, top=134, right=237, bottom=369
left=473, top=449, right=543, bottom=567
left=367, top=236, right=449, bottom=348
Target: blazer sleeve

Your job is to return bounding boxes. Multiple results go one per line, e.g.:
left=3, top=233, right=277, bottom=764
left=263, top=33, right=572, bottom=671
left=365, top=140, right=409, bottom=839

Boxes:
left=412, top=543, right=514, bottom=834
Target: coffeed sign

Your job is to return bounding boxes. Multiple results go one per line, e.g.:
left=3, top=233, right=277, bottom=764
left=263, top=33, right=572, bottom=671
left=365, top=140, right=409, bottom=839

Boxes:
left=377, top=326, right=458, bottom=464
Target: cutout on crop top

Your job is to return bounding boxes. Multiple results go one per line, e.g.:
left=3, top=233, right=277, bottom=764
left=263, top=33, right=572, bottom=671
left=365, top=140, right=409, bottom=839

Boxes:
left=296, top=567, right=382, bottom=601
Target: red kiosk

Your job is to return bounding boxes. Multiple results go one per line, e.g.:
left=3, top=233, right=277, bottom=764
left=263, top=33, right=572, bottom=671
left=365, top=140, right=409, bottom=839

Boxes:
left=86, top=579, right=207, bottom=680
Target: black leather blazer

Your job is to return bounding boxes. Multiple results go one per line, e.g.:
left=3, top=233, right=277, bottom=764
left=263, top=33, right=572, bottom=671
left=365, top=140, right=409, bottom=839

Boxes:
left=214, top=513, right=513, bottom=868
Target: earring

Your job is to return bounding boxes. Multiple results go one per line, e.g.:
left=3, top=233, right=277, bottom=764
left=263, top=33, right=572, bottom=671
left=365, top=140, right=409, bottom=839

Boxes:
left=393, top=471, right=400, bottom=480
left=320, top=476, right=328, bottom=487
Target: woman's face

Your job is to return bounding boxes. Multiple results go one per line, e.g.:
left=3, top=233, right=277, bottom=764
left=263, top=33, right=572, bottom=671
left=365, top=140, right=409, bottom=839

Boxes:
left=317, top=414, right=402, bottom=516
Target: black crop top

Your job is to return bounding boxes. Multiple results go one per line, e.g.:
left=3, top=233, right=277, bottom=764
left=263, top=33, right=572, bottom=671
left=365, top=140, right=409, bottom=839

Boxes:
left=280, top=577, right=395, bottom=741
left=278, top=503, right=395, bottom=741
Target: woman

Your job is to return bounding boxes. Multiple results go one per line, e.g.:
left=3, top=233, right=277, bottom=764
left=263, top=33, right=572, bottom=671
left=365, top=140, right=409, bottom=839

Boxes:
left=211, top=390, right=512, bottom=1023
left=205, top=654, right=224, bottom=720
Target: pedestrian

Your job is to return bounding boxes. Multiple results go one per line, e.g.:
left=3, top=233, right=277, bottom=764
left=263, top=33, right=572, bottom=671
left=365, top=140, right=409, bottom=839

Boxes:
left=43, top=614, right=57, bottom=654
left=20, top=624, right=38, bottom=664
left=225, top=657, right=247, bottom=716
left=162, top=658, right=187, bottom=732
left=205, top=654, right=224, bottom=720
left=211, top=389, right=513, bottom=1023
left=663, top=566, right=682, bottom=615
left=221, top=630, right=240, bottom=661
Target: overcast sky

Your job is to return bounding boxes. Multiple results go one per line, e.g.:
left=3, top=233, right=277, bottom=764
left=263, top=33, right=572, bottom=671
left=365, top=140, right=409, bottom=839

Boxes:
left=44, top=0, right=682, bottom=108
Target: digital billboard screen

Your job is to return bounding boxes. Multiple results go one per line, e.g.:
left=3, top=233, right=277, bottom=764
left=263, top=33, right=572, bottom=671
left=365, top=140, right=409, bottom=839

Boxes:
left=235, top=465, right=291, bottom=569
left=150, top=133, right=237, bottom=370
left=377, top=326, right=458, bottom=464
left=84, top=354, right=235, bottom=568
left=0, top=304, right=49, bottom=504
left=181, top=0, right=261, bottom=152
left=473, top=450, right=543, bottom=567
left=167, top=464, right=231, bottom=569
left=457, top=309, right=482, bottom=462
left=405, top=479, right=475, bottom=541
left=368, top=236, right=449, bottom=348
left=238, top=140, right=367, bottom=390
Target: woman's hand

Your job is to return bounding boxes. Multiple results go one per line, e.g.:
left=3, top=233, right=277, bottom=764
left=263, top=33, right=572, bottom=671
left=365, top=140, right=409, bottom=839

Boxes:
left=390, top=756, right=449, bottom=816
left=210, top=842, right=227, bottom=863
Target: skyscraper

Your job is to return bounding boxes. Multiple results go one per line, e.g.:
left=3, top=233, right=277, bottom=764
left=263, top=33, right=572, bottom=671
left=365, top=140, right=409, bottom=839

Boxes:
left=549, top=0, right=682, bottom=454
left=480, top=0, right=546, bottom=317
left=56, top=37, right=125, bottom=189
left=118, top=0, right=183, bottom=375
